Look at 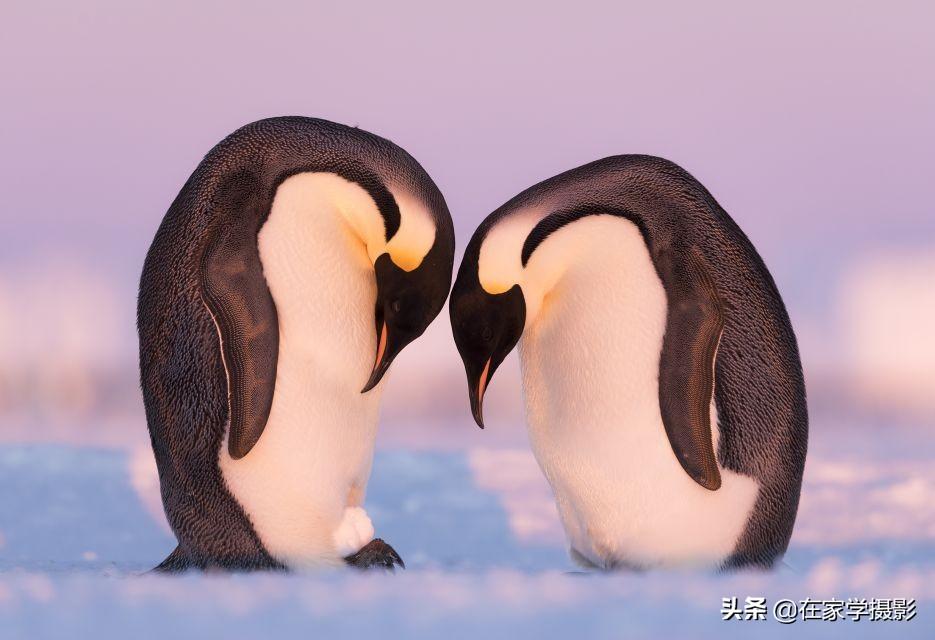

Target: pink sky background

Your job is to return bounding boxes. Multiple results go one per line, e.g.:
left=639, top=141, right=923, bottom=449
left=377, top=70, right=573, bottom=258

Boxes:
left=0, top=1, right=933, bottom=436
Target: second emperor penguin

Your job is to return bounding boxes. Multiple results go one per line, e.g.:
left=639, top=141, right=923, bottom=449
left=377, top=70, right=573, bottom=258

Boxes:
left=450, top=156, right=807, bottom=570
left=138, top=117, right=454, bottom=571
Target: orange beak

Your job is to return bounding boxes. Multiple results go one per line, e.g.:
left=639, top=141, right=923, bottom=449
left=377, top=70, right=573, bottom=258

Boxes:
left=471, top=357, right=491, bottom=428
left=361, top=321, right=391, bottom=393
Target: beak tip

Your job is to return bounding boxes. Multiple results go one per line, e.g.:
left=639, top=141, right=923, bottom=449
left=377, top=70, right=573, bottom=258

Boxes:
left=360, top=368, right=381, bottom=394
left=360, top=372, right=381, bottom=394
left=362, top=320, right=392, bottom=394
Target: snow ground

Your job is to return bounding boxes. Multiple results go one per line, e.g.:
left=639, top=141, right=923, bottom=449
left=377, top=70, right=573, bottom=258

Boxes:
left=0, top=418, right=932, bottom=639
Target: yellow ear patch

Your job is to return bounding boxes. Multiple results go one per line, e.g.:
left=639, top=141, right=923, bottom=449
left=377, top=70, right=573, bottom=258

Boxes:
left=481, top=280, right=515, bottom=295
left=477, top=208, right=542, bottom=296
left=387, top=248, right=424, bottom=272
left=382, top=190, right=436, bottom=272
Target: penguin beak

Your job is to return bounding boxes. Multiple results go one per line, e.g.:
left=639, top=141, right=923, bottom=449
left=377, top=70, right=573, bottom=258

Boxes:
left=361, top=320, right=403, bottom=393
left=469, top=357, right=491, bottom=429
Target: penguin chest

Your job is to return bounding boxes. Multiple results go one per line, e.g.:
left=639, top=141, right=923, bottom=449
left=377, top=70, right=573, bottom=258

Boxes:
left=218, top=176, right=382, bottom=568
left=518, top=218, right=760, bottom=569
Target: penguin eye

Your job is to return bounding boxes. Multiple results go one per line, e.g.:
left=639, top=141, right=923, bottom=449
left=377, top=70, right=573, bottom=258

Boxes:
left=481, top=326, right=493, bottom=342
left=391, top=299, right=402, bottom=313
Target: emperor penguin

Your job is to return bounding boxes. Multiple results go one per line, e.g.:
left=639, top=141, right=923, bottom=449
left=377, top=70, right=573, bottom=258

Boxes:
left=449, top=156, right=807, bottom=570
left=138, top=117, right=454, bottom=571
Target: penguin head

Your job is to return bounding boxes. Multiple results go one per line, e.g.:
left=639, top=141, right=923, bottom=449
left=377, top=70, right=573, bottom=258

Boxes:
left=449, top=265, right=526, bottom=428
left=361, top=249, right=452, bottom=392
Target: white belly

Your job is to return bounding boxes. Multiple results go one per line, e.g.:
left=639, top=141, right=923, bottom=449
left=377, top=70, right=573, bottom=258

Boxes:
left=518, top=217, right=760, bottom=569
left=218, top=174, right=382, bottom=569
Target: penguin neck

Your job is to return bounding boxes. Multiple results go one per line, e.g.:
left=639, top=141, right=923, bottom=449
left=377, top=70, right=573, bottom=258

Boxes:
left=333, top=175, right=436, bottom=272
left=477, top=206, right=590, bottom=329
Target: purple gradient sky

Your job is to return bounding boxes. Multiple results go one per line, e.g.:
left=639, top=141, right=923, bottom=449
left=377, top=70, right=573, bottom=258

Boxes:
left=1, top=1, right=933, bottom=342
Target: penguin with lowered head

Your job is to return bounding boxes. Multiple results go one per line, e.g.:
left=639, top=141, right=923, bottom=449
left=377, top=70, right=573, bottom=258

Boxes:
left=450, top=155, right=807, bottom=570
left=138, top=117, right=454, bottom=571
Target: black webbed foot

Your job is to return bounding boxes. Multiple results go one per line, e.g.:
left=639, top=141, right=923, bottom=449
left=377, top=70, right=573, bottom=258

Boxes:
left=344, top=538, right=405, bottom=571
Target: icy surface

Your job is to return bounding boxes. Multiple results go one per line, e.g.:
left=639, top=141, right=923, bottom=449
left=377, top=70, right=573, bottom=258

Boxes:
left=0, top=419, right=932, bottom=638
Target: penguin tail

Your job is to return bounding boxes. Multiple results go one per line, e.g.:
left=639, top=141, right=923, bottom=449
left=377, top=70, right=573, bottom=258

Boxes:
left=151, top=545, right=193, bottom=573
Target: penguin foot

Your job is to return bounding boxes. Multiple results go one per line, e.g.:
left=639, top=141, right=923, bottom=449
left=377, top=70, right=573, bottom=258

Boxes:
left=344, top=538, right=405, bottom=571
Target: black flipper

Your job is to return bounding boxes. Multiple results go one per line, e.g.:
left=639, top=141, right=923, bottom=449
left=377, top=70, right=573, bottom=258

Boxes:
left=200, top=171, right=279, bottom=460
left=656, top=245, right=724, bottom=491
